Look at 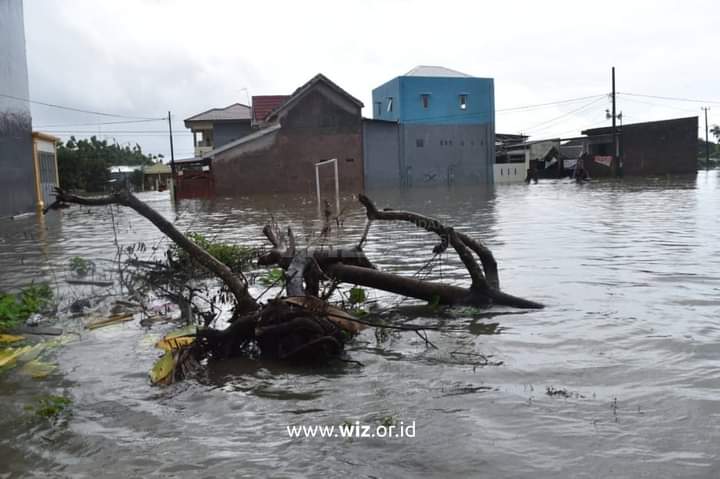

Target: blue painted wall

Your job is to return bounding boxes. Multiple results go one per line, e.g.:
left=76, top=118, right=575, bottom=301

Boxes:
left=372, top=75, right=494, bottom=126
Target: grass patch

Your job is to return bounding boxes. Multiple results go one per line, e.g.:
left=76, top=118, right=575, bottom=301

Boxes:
left=0, top=284, right=53, bottom=332
left=25, top=395, right=72, bottom=420
left=170, top=232, right=254, bottom=273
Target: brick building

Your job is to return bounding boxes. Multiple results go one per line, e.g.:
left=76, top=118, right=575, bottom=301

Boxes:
left=205, top=74, right=364, bottom=196
left=581, top=117, right=698, bottom=177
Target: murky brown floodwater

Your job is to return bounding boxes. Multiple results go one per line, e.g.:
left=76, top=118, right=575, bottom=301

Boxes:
left=1, top=172, right=719, bottom=478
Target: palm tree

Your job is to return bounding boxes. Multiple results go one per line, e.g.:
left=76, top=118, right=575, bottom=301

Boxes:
left=711, top=125, right=720, bottom=142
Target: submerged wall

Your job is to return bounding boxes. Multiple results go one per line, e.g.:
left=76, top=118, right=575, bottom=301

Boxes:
left=0, top=0, right=35, bottom=217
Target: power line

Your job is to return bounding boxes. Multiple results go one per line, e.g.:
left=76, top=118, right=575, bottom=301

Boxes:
left=614, top=95, right=699, bottom=114
left=34, top=118, right=167, bottom=128
left=0, top=92, right=163, bottom=120
left=520, top=96, right=607, bottom=133
left=618, top=92, right=720, bottom=105
left=496, top=94, right=607, bottom=112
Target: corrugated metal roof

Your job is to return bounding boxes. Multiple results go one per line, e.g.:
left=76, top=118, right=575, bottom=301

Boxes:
left=185, top=103, right=251, bottom=123
left=404, top=65, right=471, bottom=78
left=252, top=95, right=290, bottom=122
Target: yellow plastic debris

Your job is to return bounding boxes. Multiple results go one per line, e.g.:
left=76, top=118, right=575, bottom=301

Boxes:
left=149, top=351, right=175, bottom=385
left=20, top=359, right=56, bottom=379
left=0, top=334, right=24, bottom=344
left=154, top=325, right=196, bottom=352
left=0, top=346, right=32, bottom=368
left=155, top=335, right=194, bottom=352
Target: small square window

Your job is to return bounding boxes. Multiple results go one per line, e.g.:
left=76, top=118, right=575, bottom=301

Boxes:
left=421, top=94, right=430, bottom=109
left=387, top=97, right=393, bottom=112
left=416, top=138, right=424, bottom=148
left=459, top=94, right=467, bottom=110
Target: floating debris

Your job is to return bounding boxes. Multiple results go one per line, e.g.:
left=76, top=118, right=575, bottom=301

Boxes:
left=0, top=346, right=33, bottom=368
left=65, top=279, right=114, bottom=287
left=0, top=334, right=24, bottom=344
left=155, top=325, right=196, bottom=352
left=85, top=313, right=134, bottom=330
left=19, top=359, right=56, bottom=379
left=149, top=351, right=175, bottom=385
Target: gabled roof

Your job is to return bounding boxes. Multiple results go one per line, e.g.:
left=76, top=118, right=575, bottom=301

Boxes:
left=252, top=95, right=290, bottom=122
left=404, top=65, right=471, bottom=78
left=184, top=103, right=251, bottom=124
left=201, top=123, right=282, bottom=160
left=265, top=73, right=363, bottom=121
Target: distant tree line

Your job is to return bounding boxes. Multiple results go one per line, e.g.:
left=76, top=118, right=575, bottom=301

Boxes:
left=57, top=136, right=163, bottom=192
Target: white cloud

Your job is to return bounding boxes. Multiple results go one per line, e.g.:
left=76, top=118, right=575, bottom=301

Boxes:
left=21, top=0, right=718, bottom=158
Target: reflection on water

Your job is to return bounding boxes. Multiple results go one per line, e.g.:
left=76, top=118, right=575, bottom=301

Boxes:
left=1, top=172, right=719, bottom=478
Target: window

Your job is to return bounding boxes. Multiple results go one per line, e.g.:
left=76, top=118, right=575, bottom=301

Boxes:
left=459, top=94, right=468, bottom=110
left=416, top=138, right=424, bottom=148
left=346, top=158, right=355, bottom=163
left=387, top=97, right=393, bottom=112
left=375, top=102, right=382, bottom=116
left=421, top=94, right=430, bottom=109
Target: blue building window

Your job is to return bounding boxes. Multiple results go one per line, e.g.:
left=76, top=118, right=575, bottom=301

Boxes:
left=459, top=94, right=468, bottom=110
left=375, top=102, right=382, bottom=116
left=421, top=94, right=430, bottom=109
left=387, top=97, right=393, bottom=113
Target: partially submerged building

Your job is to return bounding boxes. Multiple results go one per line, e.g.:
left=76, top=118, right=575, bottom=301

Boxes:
left=184, top=103, right=253, bottom=157
left=143, top=162, right=172, bottom=191
left=364, top=66, right=495, bottom=188
left=196, top=74, right=364, bottom=196
left=31, top=132, right=60, bottom=210
left=0, top=0, right=35, bottom=217
left=495, top=139, right=561, bottom=183
left=580, top=117, right=698, bottom=177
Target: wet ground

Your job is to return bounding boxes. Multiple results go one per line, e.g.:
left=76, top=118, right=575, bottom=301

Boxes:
left=1, top=172, right=719, bottom=478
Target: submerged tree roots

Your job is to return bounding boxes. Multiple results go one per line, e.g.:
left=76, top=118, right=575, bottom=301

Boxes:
left=52, top=188, right=543, bottom=381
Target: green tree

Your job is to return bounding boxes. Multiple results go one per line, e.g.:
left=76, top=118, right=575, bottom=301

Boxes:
left=57, top=136, right=158, bottom=192
left=711, top=125, right=720, bottom=143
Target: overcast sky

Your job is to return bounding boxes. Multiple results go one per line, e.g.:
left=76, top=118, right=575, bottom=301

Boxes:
left=20, top=0, right=719, bottom=159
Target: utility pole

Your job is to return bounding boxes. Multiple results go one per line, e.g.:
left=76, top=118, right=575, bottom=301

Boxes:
left=168, top=111, right=177, bottom=201
left=702, top=107, right=710, bottom=171
left=611, top=66, right=619, bottom=177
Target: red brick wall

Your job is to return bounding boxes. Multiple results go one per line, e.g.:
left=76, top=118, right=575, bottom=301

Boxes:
left=212, top=87, right=364, bottom=196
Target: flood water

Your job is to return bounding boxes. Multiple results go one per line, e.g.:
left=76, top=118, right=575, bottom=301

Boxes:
left=1, top=172, right=719, bottom=478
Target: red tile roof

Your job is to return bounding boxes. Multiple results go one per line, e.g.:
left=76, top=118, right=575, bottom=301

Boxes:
left=251, top=95, right=290, bottom=122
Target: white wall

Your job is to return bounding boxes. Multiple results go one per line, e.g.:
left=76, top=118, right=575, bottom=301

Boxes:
left=494, top=163, right=526, bottom=183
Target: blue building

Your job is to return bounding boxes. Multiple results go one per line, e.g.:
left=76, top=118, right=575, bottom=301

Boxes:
left=363, top=66, right=495, bottom=188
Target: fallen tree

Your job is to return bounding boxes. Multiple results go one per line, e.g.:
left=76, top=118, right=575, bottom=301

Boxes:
left=52, top=188, right=542, bottom=381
